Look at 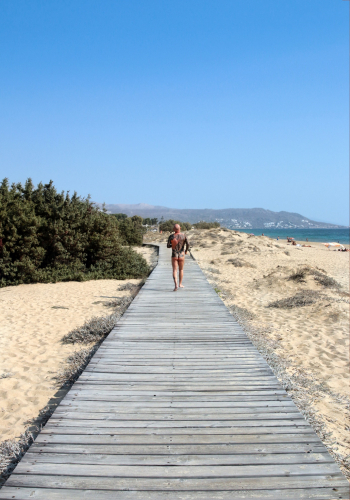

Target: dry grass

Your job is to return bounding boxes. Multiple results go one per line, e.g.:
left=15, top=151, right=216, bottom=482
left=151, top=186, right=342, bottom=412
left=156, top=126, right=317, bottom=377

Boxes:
left=0, top=430, right=33, bottom=484
left=118, top=282, right=140, bottom=292
left=227, top=258, right=256, bottom=268
left=267, top=290, right=322, bottom=309
left=62, top=313, right=118, bottom=344
left=314, top=273, right=341, bottom=289
left=288, top=266, right=341, bottom=289
left=55, top=347, right=96, bottom=386
left=103, top=296, right=133, bottom=309
left=61, top=293, right=135, bottom=345
left=288, top=270, right=307, bottom=282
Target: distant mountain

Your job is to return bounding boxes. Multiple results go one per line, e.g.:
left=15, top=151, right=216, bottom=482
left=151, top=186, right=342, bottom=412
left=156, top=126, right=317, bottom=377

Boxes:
left=102, top=203, right=346, bottom=229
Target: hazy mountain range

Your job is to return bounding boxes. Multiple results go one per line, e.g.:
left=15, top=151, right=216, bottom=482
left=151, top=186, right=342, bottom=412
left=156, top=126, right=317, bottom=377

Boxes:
left=101, top=204, right=346, bottom=229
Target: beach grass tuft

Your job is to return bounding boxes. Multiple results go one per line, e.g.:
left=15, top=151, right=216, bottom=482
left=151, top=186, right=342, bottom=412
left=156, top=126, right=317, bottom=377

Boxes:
left=227, top=258, right=256, bottom=268
left=55, top=347, right=96, bottom=386
left=0, top=430, right=33, bottom=484
left=118, top=282, right=140, bottom=292
left=288, top=270, right=307, bottom=282
left=103, top=296, right=133, bottom=309
left=267, top=290, right=322, bottom=309
left=62, top=313, right=118, bottom=344
left=313, top=273, right=341, bottom=289
left=288, top=266, right=341, bottom=289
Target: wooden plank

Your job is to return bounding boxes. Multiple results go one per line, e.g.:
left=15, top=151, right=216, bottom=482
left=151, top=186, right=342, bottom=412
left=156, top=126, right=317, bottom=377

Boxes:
left=12, top=461, right=342, bottom=477
left=50, top=411, right=303, bottom=420
left=0, top=487, right=349, bottom=500
left=58, top=400, right=297, bottom=408
left=45, top=419, right=309, bottom=428
left=29, top=443, right=328, bottom=455
left=4, top=474, right=347, bottom=491
left=39, top=426, right=317, bottom=435
left=55, top=405, right=299, bottom=413
left=35, top=432, right=322, bottom=444
left=21, top=451, right=332, bottom=466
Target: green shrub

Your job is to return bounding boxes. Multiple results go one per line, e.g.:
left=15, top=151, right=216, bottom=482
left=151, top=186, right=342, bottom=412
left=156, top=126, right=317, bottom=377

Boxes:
left=113, top=213, right=128, bottom=220
left=115, top=215, right=145, bottom=246
left=193, top=221, right=220, bottom=229
left=159, top=219, right=192, bottom=232
left=0, top=179, right=150, bottom=287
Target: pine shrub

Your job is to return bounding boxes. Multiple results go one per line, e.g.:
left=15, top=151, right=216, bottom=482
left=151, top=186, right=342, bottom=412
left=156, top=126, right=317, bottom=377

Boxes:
left=192, top=221, right=220, bottom=229
left=0, top=179, right=150, bottom=287
left=159, top=219, right=192, bottom=232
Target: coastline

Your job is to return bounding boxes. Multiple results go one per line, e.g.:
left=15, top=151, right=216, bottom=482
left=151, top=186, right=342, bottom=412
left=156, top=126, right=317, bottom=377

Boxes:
left=237, top=228, right=349, bottom=245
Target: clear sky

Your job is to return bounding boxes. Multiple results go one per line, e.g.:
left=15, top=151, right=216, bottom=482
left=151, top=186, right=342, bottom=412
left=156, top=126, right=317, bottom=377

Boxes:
left=0, top=0, right=348, bottom=225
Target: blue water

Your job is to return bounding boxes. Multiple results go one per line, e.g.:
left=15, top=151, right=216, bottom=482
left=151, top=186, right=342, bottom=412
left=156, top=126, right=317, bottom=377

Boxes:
left=238, top=228, right=349, bottom=244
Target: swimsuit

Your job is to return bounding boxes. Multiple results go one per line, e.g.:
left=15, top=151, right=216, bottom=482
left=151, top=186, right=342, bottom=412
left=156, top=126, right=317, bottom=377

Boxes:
left=167, top=233, right=189, bottom=259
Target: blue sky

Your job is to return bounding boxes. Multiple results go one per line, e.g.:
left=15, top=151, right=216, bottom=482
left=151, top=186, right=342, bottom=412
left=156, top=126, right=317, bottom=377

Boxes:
left=0, top=0, right=348, bottom=225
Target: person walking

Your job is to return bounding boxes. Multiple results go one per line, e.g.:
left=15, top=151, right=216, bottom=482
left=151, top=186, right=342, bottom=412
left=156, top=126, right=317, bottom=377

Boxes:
left=167, top=224, right=189, bottom=291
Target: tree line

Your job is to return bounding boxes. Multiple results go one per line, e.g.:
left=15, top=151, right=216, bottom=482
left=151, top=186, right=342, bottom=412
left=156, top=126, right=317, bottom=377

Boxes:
left=0, top=179, right=149, bottom=287
left=159, top=220, right=220, bottom=232
left=112, top=214, right=221, bottom=232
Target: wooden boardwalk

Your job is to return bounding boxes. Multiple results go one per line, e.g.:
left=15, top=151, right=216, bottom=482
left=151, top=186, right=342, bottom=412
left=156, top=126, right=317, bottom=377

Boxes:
left=1, top=244, right=348, bottom=499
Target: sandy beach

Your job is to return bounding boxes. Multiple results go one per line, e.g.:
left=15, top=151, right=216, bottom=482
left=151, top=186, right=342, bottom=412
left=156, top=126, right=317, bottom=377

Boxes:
left=0, top=246, right=157, bottom=442
left=145, top=229, right=350, bottom=475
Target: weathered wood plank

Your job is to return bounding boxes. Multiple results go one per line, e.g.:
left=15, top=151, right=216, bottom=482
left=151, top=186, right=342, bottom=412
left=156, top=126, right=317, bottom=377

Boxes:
left=50, top=411, right=303, bottom=420
left=58, top=400, right=297, bottom=408
left=39, top=426, right=318, bottom=435
left=4, top=474, right=347, bottom=491
left=12, top=461, right=342, bottom=477
left=28, top=442, right=327, bottom=455
left=21, top=451, right=332, bottom=466
left=34, top=432, right=322, bottom=445
left=0, top=487, right=348, bottom=500
left=45, top=419, right=309, bottom=428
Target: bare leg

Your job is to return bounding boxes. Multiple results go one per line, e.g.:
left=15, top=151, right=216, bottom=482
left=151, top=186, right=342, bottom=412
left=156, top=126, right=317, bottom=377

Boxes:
left=178, top=258, right=185, bottom=287
left=172, top=258, right=178, bottom=291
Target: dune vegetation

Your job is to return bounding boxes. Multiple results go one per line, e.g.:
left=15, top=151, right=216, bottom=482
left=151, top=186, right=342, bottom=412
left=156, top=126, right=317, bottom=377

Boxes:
left=0, top=179, right=149, bottom=287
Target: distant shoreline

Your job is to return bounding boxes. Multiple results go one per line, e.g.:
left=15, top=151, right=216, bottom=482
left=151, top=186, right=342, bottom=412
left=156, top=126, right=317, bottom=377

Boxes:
left=237, top=228, right=349, bottom=245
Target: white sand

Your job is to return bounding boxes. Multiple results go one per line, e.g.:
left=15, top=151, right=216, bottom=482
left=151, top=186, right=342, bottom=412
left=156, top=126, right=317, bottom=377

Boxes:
left=0, top=246, right=156, bottom=441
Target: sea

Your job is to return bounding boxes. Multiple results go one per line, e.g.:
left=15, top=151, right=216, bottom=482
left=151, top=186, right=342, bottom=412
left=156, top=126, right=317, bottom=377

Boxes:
left=237, top=228, right=349, bottom=245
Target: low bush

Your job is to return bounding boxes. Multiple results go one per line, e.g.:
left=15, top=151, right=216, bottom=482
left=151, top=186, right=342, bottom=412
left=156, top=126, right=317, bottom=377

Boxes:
left=62, top=313, right=118, bottom=344
left=159, top=219, right=192, bottom=232
left=112, top=214, right=145, bottom=246
left=0, top=178, right=150, bottom=287
left=55, top=348, right=96, bottom=386
left=288, top=270, right=307, bottom=282
left=267, top=290, right=322, bottom=309
left=287, top=267, right=341, bottom=289
left=193, top=221, right=220, bottom=229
